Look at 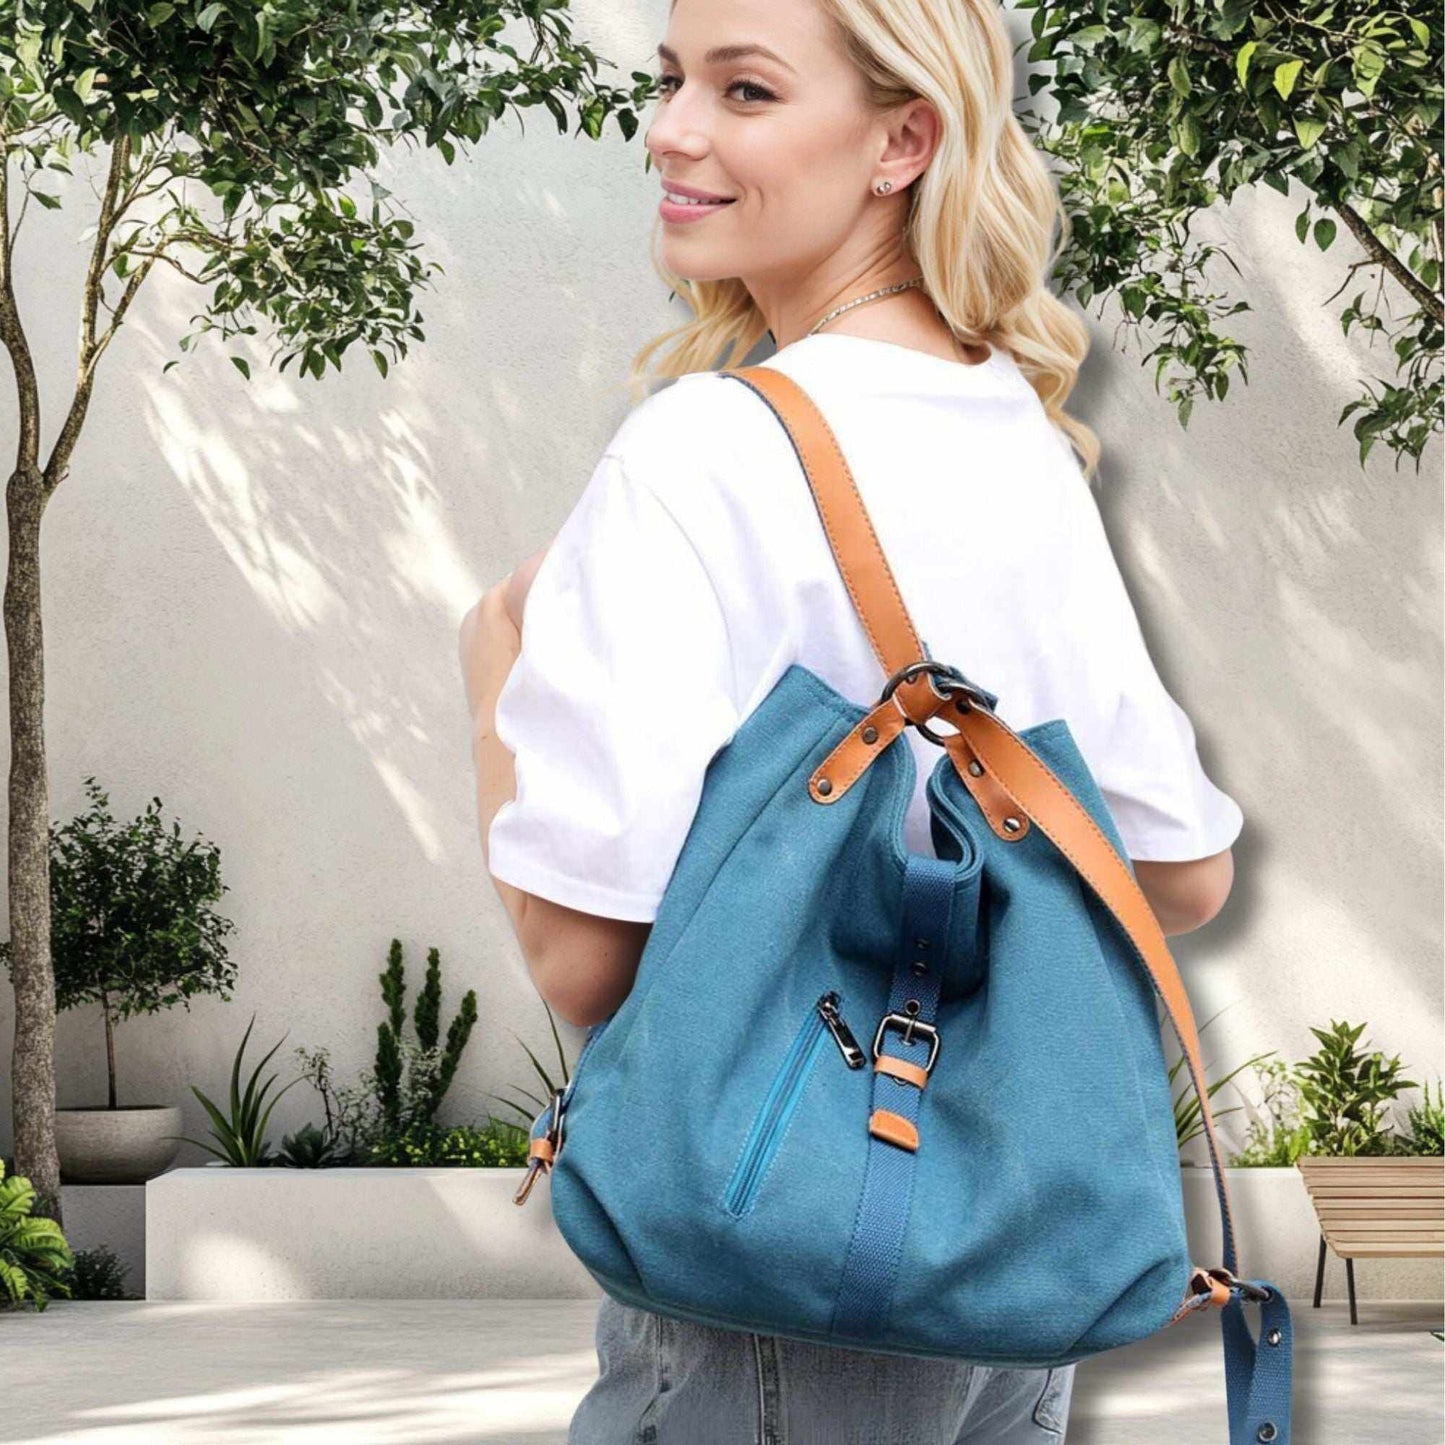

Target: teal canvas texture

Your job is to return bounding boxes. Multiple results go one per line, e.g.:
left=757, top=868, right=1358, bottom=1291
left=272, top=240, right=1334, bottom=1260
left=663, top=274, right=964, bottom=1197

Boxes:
left=543, top=662, right=1190, bottom=1365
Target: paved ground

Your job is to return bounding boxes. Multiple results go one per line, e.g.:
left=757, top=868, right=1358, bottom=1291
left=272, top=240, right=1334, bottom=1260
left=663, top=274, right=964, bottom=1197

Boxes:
left=0, top=1297, right=1438, bottom=1443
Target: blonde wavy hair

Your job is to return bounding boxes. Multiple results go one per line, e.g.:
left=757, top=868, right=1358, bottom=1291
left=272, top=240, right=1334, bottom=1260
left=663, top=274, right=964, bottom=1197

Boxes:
left=626, top=0, right=1100, bottom=479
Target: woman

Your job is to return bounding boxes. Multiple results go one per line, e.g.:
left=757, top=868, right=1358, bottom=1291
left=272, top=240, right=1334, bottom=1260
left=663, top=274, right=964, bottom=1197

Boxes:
left=460, top=0, right=1242, bottom=1439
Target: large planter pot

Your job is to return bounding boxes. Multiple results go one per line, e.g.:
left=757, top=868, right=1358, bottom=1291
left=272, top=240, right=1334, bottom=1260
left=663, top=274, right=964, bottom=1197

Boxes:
left=145, top=1165, right=602, bottom=1301
left=56, top=1104, right=182, bottom=1184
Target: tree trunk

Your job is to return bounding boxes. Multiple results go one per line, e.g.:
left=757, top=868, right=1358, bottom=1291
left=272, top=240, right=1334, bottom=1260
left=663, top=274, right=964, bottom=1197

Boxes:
left=102, top=991, right=116, bottom=1109
left=6, top=472, right=58, bottom=1223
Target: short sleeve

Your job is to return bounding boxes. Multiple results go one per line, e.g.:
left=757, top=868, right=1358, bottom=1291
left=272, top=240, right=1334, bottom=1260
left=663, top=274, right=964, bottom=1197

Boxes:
left=1054, top=470, right=1245, bottom=863
left=486, top=453, right=742, bottom=922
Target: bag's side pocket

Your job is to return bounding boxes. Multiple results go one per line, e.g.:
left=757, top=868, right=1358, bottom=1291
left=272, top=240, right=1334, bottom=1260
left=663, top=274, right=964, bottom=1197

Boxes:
left=718, top=991, right=849, bottom=1218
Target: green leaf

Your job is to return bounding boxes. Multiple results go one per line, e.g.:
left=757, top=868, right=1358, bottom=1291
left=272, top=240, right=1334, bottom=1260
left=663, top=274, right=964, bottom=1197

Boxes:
left=1273, top=59, right=1303, bottom=100
left=1168, top=56, right=1191, bottom=97
left=1294, top=115, right=1326, bottom=150
left=230, top=356, right=251, bottom=380
left=1351, top=43, right=1386, bottom=97
left=1295, top=206, right=1310, bottom=242
left=1236, top=40, right=1259, bottom=89
left=1177, top=112, right=1201, bottom=158
left=1313, top=218, right=1337, bottom=251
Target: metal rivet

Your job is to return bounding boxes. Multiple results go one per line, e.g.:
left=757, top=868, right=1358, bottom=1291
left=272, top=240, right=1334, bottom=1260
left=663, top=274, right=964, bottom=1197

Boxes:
left=910, top=960, right=929, bottom=976
left=915, top=938, right=932, bottom=949
left=1002, top=816, right=1022, bottom=833
left=967, top=759, right=983, bottom=776
left=816, top=778, right=832, bottom=796
left=1266, top=1327, right=1281, bottom=1347
left=861, top=725, right=878, bottom=744
left=903, top=999, right=920, bottom=1015
left=1256, top=1425, right=1277, bottom=1443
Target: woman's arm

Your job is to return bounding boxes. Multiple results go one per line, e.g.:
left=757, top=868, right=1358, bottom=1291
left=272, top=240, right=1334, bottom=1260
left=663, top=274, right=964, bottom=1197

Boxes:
left=459, top=575, right=650, bottom=1029
left=1134, top=849, right=1236, bottom=935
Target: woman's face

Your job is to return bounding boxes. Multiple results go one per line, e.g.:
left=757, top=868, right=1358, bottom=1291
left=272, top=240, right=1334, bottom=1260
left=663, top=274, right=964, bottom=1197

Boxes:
left=644, top=0, right=903, bottom=287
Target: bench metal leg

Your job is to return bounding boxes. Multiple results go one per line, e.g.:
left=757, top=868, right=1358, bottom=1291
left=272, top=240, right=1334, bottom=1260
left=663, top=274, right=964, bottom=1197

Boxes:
left=1346, top=1257, right=1357, bottom=1325
left=1314, top=1234, right=1326, bottom=1307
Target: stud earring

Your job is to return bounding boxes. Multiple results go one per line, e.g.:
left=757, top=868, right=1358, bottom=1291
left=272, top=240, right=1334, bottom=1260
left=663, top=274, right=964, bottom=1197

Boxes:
left=873, top=179, right=893, bottom=195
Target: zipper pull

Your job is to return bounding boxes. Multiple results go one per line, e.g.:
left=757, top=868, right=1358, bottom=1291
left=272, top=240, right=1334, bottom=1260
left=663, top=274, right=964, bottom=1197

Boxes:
left=817, top=992, right=866, bottom=1069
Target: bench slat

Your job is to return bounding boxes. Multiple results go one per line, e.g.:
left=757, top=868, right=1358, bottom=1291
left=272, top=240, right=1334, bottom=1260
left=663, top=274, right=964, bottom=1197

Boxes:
left=1324, top=1241, right=1444, bottom=1258
left=1298, top=1159, right=1445, bottom=1262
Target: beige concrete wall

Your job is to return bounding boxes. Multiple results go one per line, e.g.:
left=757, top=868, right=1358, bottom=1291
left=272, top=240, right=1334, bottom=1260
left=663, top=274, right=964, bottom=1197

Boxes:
left=1, top=2, right=1439, bottom=1183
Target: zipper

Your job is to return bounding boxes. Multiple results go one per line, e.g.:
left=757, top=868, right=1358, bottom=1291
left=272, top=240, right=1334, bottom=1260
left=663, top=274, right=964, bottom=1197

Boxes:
left=722, top=991, right=859, bottom=1216
left=818, top=990, right=866, bottom=1068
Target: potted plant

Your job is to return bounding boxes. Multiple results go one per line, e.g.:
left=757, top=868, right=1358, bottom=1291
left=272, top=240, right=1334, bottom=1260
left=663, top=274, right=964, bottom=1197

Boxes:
left=0, top=778, right=238, bottom=1183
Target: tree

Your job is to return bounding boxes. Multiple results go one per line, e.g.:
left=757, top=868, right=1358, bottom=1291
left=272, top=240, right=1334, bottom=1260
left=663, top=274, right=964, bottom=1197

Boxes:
left=0, top=777, right=238, bottom=1111
left=1016, top=0, right=1441, bottom=469
left=0, top=0, right=656, bottom=1222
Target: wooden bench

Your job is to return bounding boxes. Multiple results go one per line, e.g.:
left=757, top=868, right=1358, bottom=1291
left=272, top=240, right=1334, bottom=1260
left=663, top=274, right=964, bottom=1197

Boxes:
left=1297, top=1157, right=1444, bottom=1323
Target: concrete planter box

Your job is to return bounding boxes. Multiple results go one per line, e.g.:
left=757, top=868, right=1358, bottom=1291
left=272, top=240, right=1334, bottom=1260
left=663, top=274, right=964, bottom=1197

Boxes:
left=1180, top=1164, right=1443, bottom=1305
left=146, top=1166, right=602, bottom=1301
left=145, top=1161, right=1442, bottom=1304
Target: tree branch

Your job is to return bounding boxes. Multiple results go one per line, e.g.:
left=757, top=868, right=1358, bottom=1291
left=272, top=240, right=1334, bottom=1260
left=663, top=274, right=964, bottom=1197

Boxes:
left=0, top=127, right=45, bottom=477
left=1333, top=198, right=1443, bottom=323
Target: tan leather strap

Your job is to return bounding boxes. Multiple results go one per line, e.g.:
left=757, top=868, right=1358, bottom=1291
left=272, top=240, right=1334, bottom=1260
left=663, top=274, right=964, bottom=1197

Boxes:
left=720, top=363, right=1243, bottom=1281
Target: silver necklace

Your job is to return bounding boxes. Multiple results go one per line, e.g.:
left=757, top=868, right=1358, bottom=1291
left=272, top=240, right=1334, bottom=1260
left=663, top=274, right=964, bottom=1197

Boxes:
left=807, top=276, right=926, bottom=336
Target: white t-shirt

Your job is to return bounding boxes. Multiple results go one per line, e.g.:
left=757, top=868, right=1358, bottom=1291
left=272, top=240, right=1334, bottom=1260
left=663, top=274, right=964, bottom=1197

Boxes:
left=487, top=332, right=1244, bottom=923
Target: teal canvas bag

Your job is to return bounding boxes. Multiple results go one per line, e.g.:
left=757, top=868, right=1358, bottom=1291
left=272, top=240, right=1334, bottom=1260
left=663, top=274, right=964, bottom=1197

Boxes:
left=515, top=365, right=1295, bottom=1443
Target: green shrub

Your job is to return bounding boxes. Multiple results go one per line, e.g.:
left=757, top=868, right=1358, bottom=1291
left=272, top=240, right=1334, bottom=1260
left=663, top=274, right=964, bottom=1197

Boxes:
left=170, top=1013, right=300, bottom=1166
left=60, top=1244, right=134, bottom=1300
left=1229, top=1058, right=1313, bottom=1167
left=0, top=1160, right=74, bottom=1310
left=1296, top=1019, right=1417, bottom=1156
left=367, top=1119, right=530, bottom=1168
left=1399, top=1080, right=1445, bottom=1156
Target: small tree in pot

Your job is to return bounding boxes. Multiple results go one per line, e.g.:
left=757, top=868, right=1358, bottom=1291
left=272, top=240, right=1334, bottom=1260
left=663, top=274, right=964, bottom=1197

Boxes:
left=1, top=778, right=237, bottom=1182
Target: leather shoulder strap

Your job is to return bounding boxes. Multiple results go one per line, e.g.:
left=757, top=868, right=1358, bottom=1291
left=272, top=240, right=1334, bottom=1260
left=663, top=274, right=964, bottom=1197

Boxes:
left=720, top=361, right=1246, bottom=1282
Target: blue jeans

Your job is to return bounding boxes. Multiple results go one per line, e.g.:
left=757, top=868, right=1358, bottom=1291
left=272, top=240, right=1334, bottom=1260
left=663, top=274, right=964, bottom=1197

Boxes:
left=569, top=1294, right=1076, bottom=1444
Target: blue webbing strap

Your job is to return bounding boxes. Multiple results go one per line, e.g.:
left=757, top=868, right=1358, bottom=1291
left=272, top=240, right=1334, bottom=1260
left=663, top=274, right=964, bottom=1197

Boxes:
left=831, top=853, right=955, bottom=1336
left=1222, top=1282, right=1294, bottom=1443
left=828, top=858, right=1293, bottom=1442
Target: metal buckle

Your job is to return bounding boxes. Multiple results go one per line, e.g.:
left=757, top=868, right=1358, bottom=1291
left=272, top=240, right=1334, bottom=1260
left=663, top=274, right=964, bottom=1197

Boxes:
left=1205, top=1266, right=1274, bottom=1303
left=549, top=1085, right=569, bottom=1145
left=873, top=1012, right=941, bottom=1074
left=513, top=1085, right=569, bottom=1207
left=878, top=660, right=997, bottom=744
